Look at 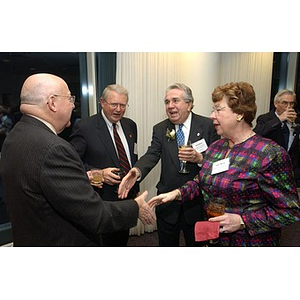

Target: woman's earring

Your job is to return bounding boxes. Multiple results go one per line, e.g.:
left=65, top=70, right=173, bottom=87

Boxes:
left=236, top=116, right=243, bottom=122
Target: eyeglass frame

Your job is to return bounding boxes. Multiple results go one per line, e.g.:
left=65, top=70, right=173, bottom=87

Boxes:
left=211, top=106, right=227, bottom=114
left=278, top=100, right=295, bottom=107
left=104, top=100, right=129, bottom=109
left=53, top=94, right=76, bottom=104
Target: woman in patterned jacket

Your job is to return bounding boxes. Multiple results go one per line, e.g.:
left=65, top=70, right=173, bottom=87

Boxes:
left=148, top=81, right=300, bottom=246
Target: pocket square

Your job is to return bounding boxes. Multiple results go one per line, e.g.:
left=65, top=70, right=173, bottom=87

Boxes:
left=194, top=221, right=220, bottom=242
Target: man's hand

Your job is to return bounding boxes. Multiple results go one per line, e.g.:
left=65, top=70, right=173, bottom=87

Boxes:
left=101, top=167, right=123, bottom=186
left=118, top=167, right=140, bottom=199
left=279, top=108, right=297, bottom=123
left=134, top=191, right=156, bottom=225
left=178, top=147, right=203, bottom=164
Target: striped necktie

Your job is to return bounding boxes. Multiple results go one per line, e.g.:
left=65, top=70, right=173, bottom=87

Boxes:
left=113, top=123, right=131, bottom=173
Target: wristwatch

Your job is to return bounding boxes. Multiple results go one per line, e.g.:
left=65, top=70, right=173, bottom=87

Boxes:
left=240, top=217, right=245, bottom=230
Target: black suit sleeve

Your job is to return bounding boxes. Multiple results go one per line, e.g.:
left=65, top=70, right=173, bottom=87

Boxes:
left=254, top=114, right=282, bottom=136
left=41, top=142, right=139, bottom=234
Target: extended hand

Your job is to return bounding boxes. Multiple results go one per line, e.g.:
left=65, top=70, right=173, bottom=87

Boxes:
left=134, top=191, right=156, bottom=225
left=118, top=168, right=140, bottom=199
left=147, top=189, right=179, bottom=209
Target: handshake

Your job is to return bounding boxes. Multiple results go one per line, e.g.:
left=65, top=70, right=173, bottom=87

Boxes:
left=134, top=191, right=156, bottom=225
left=118, top=168, right=178, bottom=226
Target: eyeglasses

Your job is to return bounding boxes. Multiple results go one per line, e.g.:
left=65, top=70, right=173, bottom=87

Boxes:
left=279, top=101, right=295, bottom=107
left=211, top=106, right=227, bottom=114
left=53, top=94, right=76, bottom=104
left=105, top=101, right=128, bottom=109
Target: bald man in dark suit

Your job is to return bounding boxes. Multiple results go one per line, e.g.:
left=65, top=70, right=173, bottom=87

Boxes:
left=0, top=74, right=155, bottom=246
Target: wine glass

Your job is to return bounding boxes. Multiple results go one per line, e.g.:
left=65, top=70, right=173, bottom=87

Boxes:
left=178, top=140, right=192, bottom=174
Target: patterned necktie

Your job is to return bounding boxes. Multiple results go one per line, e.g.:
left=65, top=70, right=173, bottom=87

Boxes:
left=176, top=124, right=185, bottom=168
left=176, top=124, right=185, bottom=147
left=113, top=123, right=131, bottom=173
left=282, top=121, right=289, bottom=150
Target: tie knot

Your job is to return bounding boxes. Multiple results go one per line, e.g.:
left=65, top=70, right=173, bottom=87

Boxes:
left=179, top=124, right=183, bottom=129
left=113, top=123, right=117, bottom=129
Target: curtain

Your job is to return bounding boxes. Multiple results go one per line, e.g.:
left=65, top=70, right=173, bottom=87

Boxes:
left=220, top=52, right=274, bottom=125
left=116, top=52, right=181, bottom=235
left=116, top=52, right=274, bottom=235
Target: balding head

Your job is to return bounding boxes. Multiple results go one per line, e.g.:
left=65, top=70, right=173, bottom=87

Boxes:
left=20, top=73, right=75, bottom=133
left=21, top=73, right=67, bottom=106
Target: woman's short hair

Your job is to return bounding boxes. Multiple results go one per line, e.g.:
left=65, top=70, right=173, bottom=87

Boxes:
left=212, top=81, right=257, bottom=127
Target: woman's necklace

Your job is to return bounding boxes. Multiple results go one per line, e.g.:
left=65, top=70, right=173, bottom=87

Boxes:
left=226, top=131, right=255, bottom=157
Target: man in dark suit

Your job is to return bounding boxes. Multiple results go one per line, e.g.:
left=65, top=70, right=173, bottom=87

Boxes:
left=70, top=84, right=139, bottom=246
left=119, top=83, right=219, bottom=246
left=254, top=89, right=300, bottom=186
left=0, top=73, right=155, bottom=246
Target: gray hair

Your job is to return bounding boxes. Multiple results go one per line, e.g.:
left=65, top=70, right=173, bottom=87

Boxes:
left=101, top=84, right=129, bottom=102
left=274, top=89, right=296, bottom=103
left=165, top=83, right=194, bottom=108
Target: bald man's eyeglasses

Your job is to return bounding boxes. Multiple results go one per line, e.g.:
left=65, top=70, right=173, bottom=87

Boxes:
left=53, top=94, right=76, bottom=104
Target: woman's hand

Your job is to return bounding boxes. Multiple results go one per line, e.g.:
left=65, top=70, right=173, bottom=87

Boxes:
left=147, top=189, right=180, bottom=209
left=208, top=213, right=244, bottom=233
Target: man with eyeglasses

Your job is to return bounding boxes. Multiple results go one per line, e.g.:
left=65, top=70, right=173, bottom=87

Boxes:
left=254, top=89, right=300, bottom=186
left=0, top=74, right=155, bottom=246
left=70, top=84, right=139, bottom=246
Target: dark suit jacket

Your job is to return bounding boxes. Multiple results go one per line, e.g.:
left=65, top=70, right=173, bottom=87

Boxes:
left=254, top=109, right=300, bottom=185
left=69, top=112, right=139, bottom=201
left=0, top=115, right=138, bottom=246
left=135, top=112, right=219, bottom=225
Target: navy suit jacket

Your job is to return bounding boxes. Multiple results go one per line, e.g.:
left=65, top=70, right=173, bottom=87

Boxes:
left=70, top=112, right=139, bottom=201
left=254, top=109, right=300, bottom=184
left=0, top=115, right=138, bottom=246
left=135, top=112, right=219, bottom=225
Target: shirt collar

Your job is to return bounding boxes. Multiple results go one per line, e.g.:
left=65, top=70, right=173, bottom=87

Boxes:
left=101, top=109, right=121, bottom=129
left=26, top=114, right=57, bottom=135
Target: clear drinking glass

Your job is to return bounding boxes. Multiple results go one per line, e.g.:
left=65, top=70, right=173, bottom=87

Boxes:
left=206, top=197, right=226, bottom=244
left=178, top=140, right=192, bottom=174
left=90, top=169, right=103, bottom=186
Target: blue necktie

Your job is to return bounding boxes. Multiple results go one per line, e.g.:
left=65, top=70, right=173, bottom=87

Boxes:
left=176, top=124, right=185, bottom=147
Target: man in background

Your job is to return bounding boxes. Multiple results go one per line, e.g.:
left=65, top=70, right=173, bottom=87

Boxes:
left=254, top=89, right=300, bottom=186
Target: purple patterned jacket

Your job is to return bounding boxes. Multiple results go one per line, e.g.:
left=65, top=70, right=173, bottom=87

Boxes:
left=179, top=134, right=300, bottom=246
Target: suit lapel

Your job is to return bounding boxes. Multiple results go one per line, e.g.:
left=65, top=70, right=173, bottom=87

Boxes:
left=189, top=113, right=204, bottom=143
left=164, top=121, right=180, bottom=169
left=120, top=119, right=136, bottom=165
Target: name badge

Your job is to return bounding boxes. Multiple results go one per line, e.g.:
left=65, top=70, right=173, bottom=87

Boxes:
left=211, top=158, right=230, bottom=175
left=192, top=138, right=208, bottom=153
